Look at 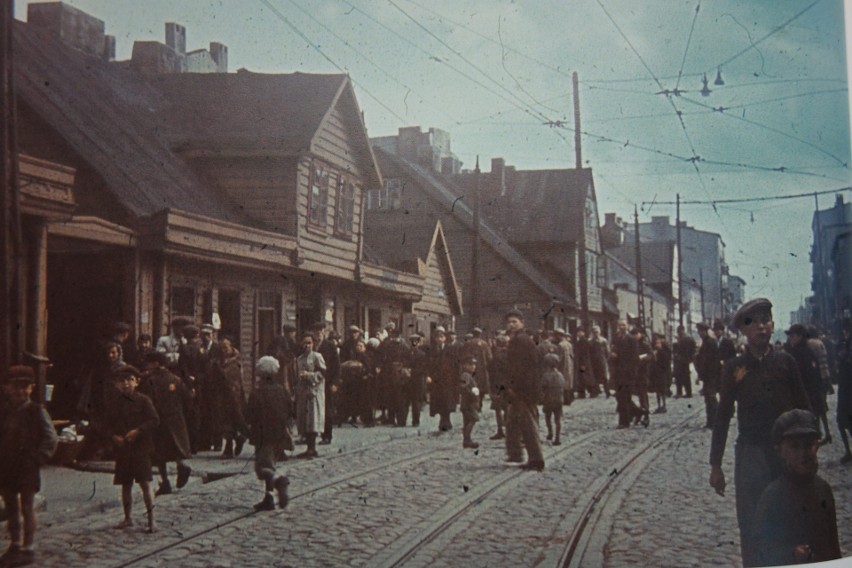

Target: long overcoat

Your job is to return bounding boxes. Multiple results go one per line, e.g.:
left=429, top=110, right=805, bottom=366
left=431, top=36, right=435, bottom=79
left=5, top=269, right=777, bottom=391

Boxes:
left=140, top=368, right=191, bottom=462
left=296, top=350, right=326, bottom=435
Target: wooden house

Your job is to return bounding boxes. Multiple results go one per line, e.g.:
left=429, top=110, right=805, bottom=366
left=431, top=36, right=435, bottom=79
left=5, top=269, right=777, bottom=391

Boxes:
left=367, top=145, right=574, bottom=334
left=12, top=8, right=423, bottom=414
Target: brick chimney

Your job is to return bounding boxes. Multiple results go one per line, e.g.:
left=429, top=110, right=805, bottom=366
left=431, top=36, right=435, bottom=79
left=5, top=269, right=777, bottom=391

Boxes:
left=601, top=212, right=624, bottom=249
left=165, top=22, right=186, bottom=56
left=209, top=42, right=228, bottom=73
left=491, top=157, right=506, bottom=196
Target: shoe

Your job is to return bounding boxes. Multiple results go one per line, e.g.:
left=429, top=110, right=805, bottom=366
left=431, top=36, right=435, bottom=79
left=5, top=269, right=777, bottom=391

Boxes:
left=155, top=481, right=173, bottom=496
left=489, top=432, right=505, bottom=440
left=295, top=449, right=318, bottom=459
left=319, top=439, right=332, bottom=445
left=506, top=457, right=524, bottom=463
left=221, top=446, right=234, bottom=459
left=462, top=441, right=480, bottom=449
left=253, top=494, right=275, bottom=512
left=616, top=424, right=629, bottom=430
left=0, top=545, right=20, bottom=568
left=520, top=461, right=545, bottom=472
left=176, top=464, right=192, bottom=489
left=8, top=549, right=33, bottom=567
left=641, top=414, right=650, bottom=428
left=553, top=440, right=561, bottom=446
left=274, top=476, right=290, bottom=509
left=234, top=435, right=245, bottom=457
left=546, top=432, right=553, bottom=441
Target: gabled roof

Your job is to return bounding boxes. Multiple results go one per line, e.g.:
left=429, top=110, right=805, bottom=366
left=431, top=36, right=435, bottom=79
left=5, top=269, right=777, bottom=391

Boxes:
left=152, top=71, right=382, bottom=187
left=449, top=167, right=595, bottom=243
left=372, top=148, right=574, bottom=306
left=13, top=21, right=234, bottom=221
left=365, top=220, right=462, bottom=315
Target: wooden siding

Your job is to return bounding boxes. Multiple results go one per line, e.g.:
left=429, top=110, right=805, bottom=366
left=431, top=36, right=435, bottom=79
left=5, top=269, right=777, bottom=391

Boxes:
left=312, top=105, right=364, bottom=179
left=412, top=251, right=454, bottom=317
left=186, top=156, right=299, bottom=235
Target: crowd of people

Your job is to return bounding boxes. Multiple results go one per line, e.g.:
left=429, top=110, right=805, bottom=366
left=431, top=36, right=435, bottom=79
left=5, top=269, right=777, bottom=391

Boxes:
left=0, top=298, right=850, bottom=566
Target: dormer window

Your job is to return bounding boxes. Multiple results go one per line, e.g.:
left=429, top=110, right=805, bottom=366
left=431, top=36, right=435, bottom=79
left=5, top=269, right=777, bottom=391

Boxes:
left=336, top=176, right=356, bottom=234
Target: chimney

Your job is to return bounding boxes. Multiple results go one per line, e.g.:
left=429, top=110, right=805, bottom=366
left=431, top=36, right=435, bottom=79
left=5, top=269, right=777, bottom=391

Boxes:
left=491, top=157, right=505, bottom=195
left=28, top=2, right=106, bottom=58
left=209, top=42, right=228, bottom=73
left=103, top=35, right=115, bottom=61
left=651, top=215, right=670, bottom=226
left=600, top=212, right=624, bottom=249
left=836, top=194, right=845, bottom=207
left=165, top=23, right=186, bottom=56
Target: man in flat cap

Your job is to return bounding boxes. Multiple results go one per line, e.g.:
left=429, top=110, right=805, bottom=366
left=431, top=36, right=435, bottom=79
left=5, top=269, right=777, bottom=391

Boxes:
left=709, top=298, right=811, bottom=567
left=695, top=322, right=720, bottom=429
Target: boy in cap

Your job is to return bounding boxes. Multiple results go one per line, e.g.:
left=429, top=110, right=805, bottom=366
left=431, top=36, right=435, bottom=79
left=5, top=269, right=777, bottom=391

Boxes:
left=0, top=366, right=58, bottom=567
left=459, top=357, right=480, bottom=449
left=540, top=353, right=565, bottom=445
left=105, top=366, right=160, bottom=533
left=246, top=356, right=291, bottom=511
left=709, top=298, right=811, bottom=567
left=753, top=409, right=840, bottom=565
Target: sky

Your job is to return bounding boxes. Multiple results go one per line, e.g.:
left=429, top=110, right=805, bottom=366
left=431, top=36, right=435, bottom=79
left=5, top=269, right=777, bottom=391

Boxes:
left=15, top=0, right=852, bottom=331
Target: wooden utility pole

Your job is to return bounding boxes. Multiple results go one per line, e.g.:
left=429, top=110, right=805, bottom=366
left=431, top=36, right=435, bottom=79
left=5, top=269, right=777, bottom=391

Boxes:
left=634, top=206, right=646, bottom=335
left=470, top=156, right=481, bottom=327
left=676, top=194, right=684, bottom=329
left=699, top=268, right=706, bottom=323
left=1, top=0, right=22, bottom=371
left=573, top=72, right=590, bottom=331
left=812, top=192, right=829, bottom=331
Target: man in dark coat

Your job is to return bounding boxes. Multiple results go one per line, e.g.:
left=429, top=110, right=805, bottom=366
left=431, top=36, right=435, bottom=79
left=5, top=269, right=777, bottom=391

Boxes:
left=402, top=334, right=429, bottom=427
left=503, top=310, right=545, bottom=471
left=714, top=321, right=738, bottom=364
left=589, top=326, right=610, bottom=397
left=695, top=322, right=720, bottom=429
left=610, top=320, right=642, bottom=428
left=266, top=322, right=298, bottom=415
left=574, top=329, right=595, bottom=398
left=311, top=322, right=340, bottom=445
left=377, top=323, right=411, bottom=427
left=672, top=325, right=697, bottom=398
left=709, top=298, right=811, bottom=567
left=140, top=352, right=192, bottom=495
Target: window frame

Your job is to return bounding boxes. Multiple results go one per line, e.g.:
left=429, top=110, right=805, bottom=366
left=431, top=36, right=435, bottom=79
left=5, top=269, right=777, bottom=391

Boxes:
left=335, top=174, right=357, bottom=235
left=308, top=161, right=331, bottom=228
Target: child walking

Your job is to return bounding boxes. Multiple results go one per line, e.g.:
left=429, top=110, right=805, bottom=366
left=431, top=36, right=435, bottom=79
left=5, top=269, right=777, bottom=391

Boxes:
left=105, top=366, right=160, bottom=533
left=246, top=356, right=291, bottom=511
left=0, top=366, right=58, bottom=567
left=459, top=357, right=480, bottom=449
left=541, top=353, right=566, bottom=445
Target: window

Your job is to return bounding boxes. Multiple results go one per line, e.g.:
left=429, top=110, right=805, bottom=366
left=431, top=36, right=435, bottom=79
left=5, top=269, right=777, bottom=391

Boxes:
left=170, top=285, right=195, bottom=318
left=366, top=179, right=402, bottom=211
left=336, top=177, right=356, bottom=234
left=309, top=162, right=330, bottom=226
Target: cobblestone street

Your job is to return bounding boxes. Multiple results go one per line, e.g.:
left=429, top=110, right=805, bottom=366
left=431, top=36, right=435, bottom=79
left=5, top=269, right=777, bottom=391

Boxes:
left=11, top=394, right=852, bottom=568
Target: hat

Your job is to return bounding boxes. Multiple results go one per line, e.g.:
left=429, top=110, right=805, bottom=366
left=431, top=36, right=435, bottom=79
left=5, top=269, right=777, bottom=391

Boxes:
left=464, top=333, right=474, bottom=340
left=785, top=323, right=808, bottom=337
left=712, top=320, right=725, bottom=331
left=472, top=327, right=483, bottom=335
left=367, top=338, right=380, bottom=348
left=113, top=365, right=141, bottom=381
left=591, top=325, right=601, bottom=332
left=543, top=353, right=561, bottom=366
left=200, top=324, right=214, bottom=333
left=504, top=309, right=524, bottom=321
left=732, top=298, right=772, bottom=330
left=256, top=356, right=281, bottom=377
left=384, top=321, right=396, bottom=330
left=182, top=324, right=199, bottom=338
left=495, top=334, right=509, bottom=345
left=5, top=365, right=35, bottom=384
left=463, top=356, right=477, bottom=365
left=434, top=326, right=446, bottom=334
left=348, top=325, right=362, bottom=333
left=772, top=409, right=820, bottom=445
left=113, top=322, right=131, bottom=334
left=696, top=322, right=710, bottom=331
left=310, top=321, right=328, bottom=331
left=409, top=333, right=421, bottom=340
left=282, top=322, right=297, bottom=332
left=553, top=327, right=566, bottom=336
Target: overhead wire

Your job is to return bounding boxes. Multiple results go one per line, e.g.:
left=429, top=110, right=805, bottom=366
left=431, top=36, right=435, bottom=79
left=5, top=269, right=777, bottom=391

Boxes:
left=255, top=0, right=407, bottom=123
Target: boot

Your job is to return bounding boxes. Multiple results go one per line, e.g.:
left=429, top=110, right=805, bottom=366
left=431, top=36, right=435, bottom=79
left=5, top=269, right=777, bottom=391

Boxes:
left=155, top=479, right=173, bottom=496
left=253, top=493, right=275, bottom=512
left=176, top=464, right=192, bottom=489
left=274, top=476, right=290, bottom=509
left=221, top=439, right=234, bottom=459
left=463, top=440, right=479, bottom=449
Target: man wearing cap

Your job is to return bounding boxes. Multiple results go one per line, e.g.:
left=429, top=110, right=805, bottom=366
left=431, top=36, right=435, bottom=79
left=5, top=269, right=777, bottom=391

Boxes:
left=310, top=322, right=340, bottom=445
left=709, top=298, right=811, bottom=567
left=402, top=334, right=428, bottom=427
left=462, top=328, right=492, bottom=408
left=753, top=409, right=840, bottom=565
left=503, top=309, right=545, bottom=471
left=0, top=366, right=58, bottom=567
left=672, top=325, right=696, bottom=398
left=695, top=322, right=720, bottom=429
left=611, top=320, right=643, bottom=429
left=428, top=327, right=455, bottom=432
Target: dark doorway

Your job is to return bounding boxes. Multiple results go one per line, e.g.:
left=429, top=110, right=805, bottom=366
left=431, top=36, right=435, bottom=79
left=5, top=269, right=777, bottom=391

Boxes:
left=46, top=250, right=127, bottom=419
left=218, top=289, right=241, bottom=345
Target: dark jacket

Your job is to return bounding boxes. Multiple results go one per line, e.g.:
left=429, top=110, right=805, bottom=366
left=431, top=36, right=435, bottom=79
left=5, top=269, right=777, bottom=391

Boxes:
left=506, top=331, right=540, bottom=405
left=139, top=368, right=191, bottom=462
left=695, top=335, right=720, bottom=387
left=246, top=379, right=292, bottom=448
left=0, top=400, right=58, bottom=491
left=105, top=390, right=160, bottom=457
left=611, top=333, right=639, bottom=387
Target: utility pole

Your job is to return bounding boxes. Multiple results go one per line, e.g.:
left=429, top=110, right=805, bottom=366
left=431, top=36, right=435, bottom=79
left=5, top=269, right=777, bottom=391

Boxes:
left=699, top=268, right=706, bottom=323
left=676, top=194, right=683, bottom=329
left=634, top=206, right=646, bottom=335
left=470, top=156, right=481, bottom=328
left=1, top=0, right=22, bottom=371
left=573, top=72, right=590, bottom=331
